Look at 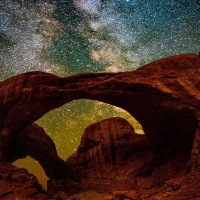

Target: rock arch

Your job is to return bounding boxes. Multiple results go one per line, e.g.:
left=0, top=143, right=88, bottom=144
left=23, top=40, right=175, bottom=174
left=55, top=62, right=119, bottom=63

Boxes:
left=4, top=123, right=73, bottom=179
left=0, top=53, right=200, bottom=179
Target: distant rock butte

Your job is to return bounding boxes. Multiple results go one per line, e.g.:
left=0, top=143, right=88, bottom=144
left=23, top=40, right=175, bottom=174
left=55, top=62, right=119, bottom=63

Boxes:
left=0, top=53, right=200, bottom=199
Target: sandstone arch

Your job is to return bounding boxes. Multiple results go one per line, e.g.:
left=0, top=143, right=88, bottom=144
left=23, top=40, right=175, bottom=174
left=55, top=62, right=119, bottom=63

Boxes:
left=5, top=123, right=73, bottom=179
left=0, top=53, right=200, bottom=179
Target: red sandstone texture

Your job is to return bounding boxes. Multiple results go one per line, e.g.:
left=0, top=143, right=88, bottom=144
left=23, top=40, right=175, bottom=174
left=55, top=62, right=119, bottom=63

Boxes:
left=50, top=117, right=198, bottom=199
left=66, top=117, right=151, bottom=190
left=0, top=53, right=200, bottom=199
left=0, top=161, right=49, bottom=199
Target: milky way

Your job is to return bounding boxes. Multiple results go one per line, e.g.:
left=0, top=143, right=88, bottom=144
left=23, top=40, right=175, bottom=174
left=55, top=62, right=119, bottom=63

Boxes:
left=0, top=0, right=200, bottom=188
left=1, top=0, right=199, bottom=78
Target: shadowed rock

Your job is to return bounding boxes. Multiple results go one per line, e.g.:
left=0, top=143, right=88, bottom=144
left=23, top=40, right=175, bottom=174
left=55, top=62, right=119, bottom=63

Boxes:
left=49, top=117, right=199, bottom=199
left=3, top=123, right=72, bottom=179
left=0, top=161, right=50, bottom=199
left=67, top=117, right=151, bottom=179
left=64, top=117, right=153, bottom=191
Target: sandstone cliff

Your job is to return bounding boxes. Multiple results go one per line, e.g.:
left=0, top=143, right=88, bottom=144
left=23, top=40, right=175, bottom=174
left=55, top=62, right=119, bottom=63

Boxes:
left=0, top=53, right=200, bottom=199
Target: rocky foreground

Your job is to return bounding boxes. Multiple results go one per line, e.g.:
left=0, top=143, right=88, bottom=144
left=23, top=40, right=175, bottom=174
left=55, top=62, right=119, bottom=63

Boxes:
left=0, top=53, right=200, bottom=199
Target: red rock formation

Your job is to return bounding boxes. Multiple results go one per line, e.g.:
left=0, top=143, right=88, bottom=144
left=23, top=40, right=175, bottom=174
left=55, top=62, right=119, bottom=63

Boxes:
left=0, top=53, right=200, bottom=199
left=50, top=117, right=200, bottom=199
left=3, top=123, right=72, bottom=179
left=64, top=117, right=153, bottom=191
left=67, top=117, right=151, bottom=182
left=0, top=161, right=49, bottom=199
left=49, top=117, right=196, bottom=199
left=1, top=54, right=200, bottom=159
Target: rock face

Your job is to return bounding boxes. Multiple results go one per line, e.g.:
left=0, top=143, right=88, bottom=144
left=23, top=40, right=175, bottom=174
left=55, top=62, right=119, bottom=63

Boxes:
left=67, top=117, right=152, bottom=189
left=4, top=123, right=72, bottom=179
left=0, top=161, right=49, bottom=199
left=49, top=117, right=194, bottom=199
left=48, top=117, right=152, bottom=195
left=0, top=53, right=200, bottom=199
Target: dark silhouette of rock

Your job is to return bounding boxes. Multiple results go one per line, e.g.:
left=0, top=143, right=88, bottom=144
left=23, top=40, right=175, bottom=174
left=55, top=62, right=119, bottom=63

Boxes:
left=0, top=53, right=200, bottom=199
left=3, top=123, right=73, bottom=179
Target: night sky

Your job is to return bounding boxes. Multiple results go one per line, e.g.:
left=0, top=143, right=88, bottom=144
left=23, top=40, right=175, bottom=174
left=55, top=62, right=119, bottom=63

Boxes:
left=0, top=0, right=200, bottom=188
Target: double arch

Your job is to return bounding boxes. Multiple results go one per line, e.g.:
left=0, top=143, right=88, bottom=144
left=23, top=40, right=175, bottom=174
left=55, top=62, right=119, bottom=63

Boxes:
left=0, top=54, right=200, bottom=178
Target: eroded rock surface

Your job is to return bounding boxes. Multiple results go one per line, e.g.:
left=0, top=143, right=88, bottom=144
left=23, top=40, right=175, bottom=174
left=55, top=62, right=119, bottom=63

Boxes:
left=48, top=117, right=152, bottom=195
left=49, top=117, right=193, bottom=199
left=0, top=53, right=200, bottom=199
left=67, top=117, right=152, bottom=188
left=0, top=161, right=49, bottom=199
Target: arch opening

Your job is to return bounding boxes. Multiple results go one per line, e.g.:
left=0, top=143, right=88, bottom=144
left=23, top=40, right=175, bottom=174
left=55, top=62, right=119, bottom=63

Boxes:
left=14, top=156, right=48, bottom=189
left=36, top=99, right=144, bottom=159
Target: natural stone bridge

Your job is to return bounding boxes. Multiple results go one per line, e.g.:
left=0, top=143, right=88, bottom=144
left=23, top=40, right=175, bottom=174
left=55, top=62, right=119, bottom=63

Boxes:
left=0, top=53, right=200, bottom=182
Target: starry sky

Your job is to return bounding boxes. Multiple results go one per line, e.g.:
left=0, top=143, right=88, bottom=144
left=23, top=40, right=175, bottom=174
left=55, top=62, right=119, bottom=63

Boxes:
left=0, top=0, right=200, bottom=188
